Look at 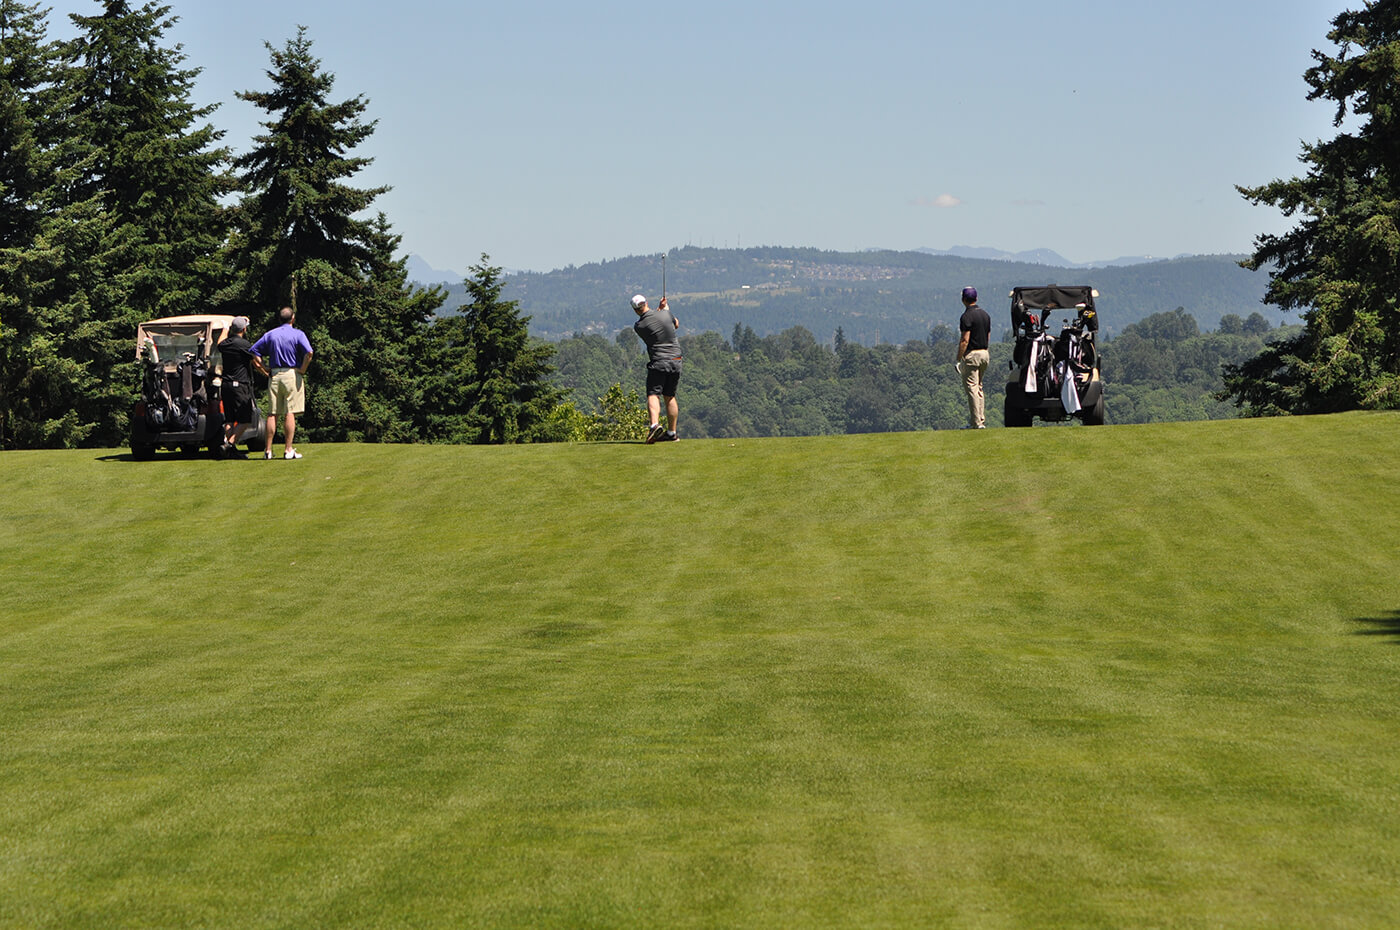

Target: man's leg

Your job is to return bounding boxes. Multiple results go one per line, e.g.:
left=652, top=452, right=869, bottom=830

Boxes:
left=958, top=359, right=978, bottom=427
left=644, top=391, right=665, bottom=443
left=665, top=395, right=678, bottom=432
left=968, top=352, right=991, bottom=428
left=284, top=412, right=296, bottom=454
left=970, top=371, right=985, bottom=428
left=264, top=413, right=276, bottom=456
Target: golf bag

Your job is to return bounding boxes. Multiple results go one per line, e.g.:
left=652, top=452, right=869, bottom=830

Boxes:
left=141, top=353, right=207, bottom=433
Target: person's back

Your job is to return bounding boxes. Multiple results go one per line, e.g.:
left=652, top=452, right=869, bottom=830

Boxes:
left=220, top=334, right=255, bottom=384
left=634, top=307, right=681, bottom=362
left=252, top=322, right=311, bottom=370
left=249, top=306, right=313, bottom=460
left=956, top=286, right=992, bottom=429
left=631, top=294, right=682, bottom=442
left=961, top=303, right=991, bottom=352
left=218, top=317, right=257, bottom=456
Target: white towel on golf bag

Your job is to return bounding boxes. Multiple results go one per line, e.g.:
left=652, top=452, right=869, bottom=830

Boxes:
left=1025, top=341, right=1039, bottom=394
left=1059, top=361, right=1082, bottom=414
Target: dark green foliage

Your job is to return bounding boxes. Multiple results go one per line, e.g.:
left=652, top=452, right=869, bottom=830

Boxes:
left=223, top=27, right=451, bottom=443
left=223, top=26, right=384, bottom=333
left=1104, top=309, right=1294, bottom=423
left=310, top=215, right=446, bottom=442
left=427, top=258, right=564, bottom=444
left=0, top=0, right=66, bottom=447
left=551, top=324, right=970, bottom=437
left=63, top=0, right=232, bottom=320
left=1, top=0, right=229, bottom=448
left=550, top=313, right=1284, bottom=436
left=1224, top=1, right=1400, bottom=414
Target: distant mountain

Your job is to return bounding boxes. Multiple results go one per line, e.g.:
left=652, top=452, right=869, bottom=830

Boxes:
left=463, top=245, right=1279, bottom=345
left=405, top=254, right=463, bottom=285
left=910, top=245, right=1183, bottom=269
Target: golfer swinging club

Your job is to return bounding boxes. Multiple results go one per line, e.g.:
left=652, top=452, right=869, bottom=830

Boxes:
left=632, top=293, right=681, bottom=443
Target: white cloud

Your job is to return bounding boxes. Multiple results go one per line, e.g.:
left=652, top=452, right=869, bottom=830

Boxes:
left=913, top=194, right=963, bottom=209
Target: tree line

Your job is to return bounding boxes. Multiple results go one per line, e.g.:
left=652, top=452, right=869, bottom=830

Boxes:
left=552, top=310, right=1292, bottom=437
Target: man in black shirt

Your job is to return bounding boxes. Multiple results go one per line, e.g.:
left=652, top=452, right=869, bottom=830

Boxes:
left=219, top=316, right=257, bottom=457
left=956, top=286, right=992, bottom=429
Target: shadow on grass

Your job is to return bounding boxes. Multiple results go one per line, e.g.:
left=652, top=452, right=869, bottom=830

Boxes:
left=94, top=452, right=215, bottom=463
left=1352, top=610, right=1400, bottom=644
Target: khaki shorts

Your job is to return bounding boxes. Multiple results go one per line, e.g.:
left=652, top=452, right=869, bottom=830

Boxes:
left=269, top=368, right=306, bottom=416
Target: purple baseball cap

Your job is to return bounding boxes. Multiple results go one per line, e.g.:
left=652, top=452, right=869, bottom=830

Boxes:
left=961, top=286, right=978, bottom=302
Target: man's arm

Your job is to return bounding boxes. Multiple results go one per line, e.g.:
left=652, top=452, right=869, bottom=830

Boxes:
left=956, top=330, right=970, bottom=362
left=297, top=351, right=313, bottom=375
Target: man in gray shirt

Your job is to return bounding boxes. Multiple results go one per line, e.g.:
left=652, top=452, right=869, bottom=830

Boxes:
left=632, top=293, right=681, bottom=443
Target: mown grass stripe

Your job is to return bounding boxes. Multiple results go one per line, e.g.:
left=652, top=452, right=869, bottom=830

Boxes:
left=1, top=412, right=1397, bottom=927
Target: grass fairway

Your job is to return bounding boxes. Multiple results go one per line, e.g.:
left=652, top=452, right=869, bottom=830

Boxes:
left=2, top=413, right=1398, bottom=928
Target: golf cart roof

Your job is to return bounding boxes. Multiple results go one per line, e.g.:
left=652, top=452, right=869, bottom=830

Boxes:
left=1009, top=286, right=1099, bottom=310
left=134, top=314, right=239, bottom=361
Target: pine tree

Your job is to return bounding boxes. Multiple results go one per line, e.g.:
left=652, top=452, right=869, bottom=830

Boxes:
left=63, top=0, right=232, bottom=321
left=310, top=213, right=446, bottom=442
left=0, top=1, right=234, bottom=447
left=1224, top=1, right=1400, bottom=414
left=224, top=26, right=384, bottom=336
left=0, top=0, right=114, bottom=448
left=432, top=257, right=564, bottom=444
left=225, top=27, right=446, bottom=442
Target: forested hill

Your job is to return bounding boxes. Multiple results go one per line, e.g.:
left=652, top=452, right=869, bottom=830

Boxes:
left=453, top=247, right=1277, bottom=344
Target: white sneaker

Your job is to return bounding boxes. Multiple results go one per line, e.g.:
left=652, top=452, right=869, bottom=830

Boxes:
left=264, top=450, right=274, bottom=460
left=284, top=448, right=302, bottom=460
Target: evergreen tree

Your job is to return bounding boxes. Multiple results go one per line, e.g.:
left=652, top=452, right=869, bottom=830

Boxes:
left=1224, top=1, right=1400, bottom=414
left=0, top=0, right=59, bottom=447
left=0, top=1, right=117, bottom=448
left=0, top=1, right=52, bottom=248
left=0, top=0, right=233, bottom=447
left=310, top=213, right=445, bottom=442
left=431, top=257, right=564, bottom=444
left=63, top=0, right=232, bottom=321
left=224, top=27, right=444, bottom=443
left=224, top=26, right=384, bottom=336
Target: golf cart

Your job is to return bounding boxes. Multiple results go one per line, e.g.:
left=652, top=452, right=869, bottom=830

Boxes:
left=1003, top=285, right=1106, bottom=427
left=129, top=314, right=267, bottom=460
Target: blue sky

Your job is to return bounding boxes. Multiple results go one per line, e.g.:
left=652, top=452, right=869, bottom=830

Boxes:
left=51, top=0, right=1342, bottom=274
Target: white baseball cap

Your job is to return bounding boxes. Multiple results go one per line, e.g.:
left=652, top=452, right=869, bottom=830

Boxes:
left=631, top=294, right=647, bottom=309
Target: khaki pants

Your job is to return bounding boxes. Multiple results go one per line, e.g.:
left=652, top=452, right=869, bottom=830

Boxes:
left=957, top=349, right=990, bottom=428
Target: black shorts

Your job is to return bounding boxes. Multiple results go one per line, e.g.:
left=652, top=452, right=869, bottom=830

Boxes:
left=646, top=363, right=681, bottom=398
left=221, top=383, right=255, bottom=423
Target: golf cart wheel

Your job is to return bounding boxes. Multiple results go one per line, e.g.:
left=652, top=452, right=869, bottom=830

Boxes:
left=1082, top=392, right=1106, bottom=426
left=131, top=443, right=156, bottom=461
left=1004, top=396, right=1033, bottom=428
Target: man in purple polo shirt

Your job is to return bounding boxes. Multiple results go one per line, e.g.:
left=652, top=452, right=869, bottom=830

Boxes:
left=250, top=306, right=314, bottom=460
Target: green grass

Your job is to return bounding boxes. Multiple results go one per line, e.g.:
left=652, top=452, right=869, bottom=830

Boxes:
left=2, top=413, right=1398, bottom=928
